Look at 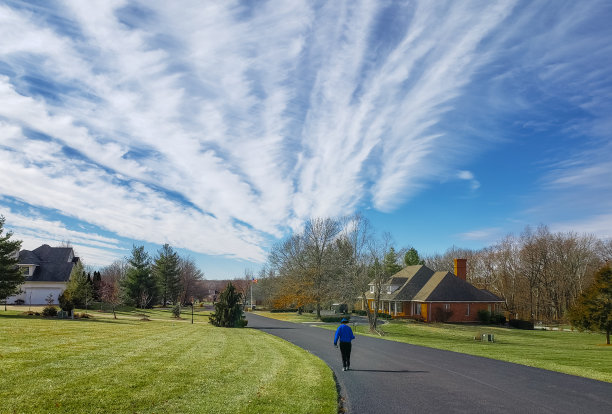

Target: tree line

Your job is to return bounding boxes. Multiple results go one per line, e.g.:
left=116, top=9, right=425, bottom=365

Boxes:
left=424, top=225, right=610, bottom=321
left=60, top=244, right=205, bottom=318
left=257, top=215, right=424, bottom=332
left=253, top=216, right=612, bottom=328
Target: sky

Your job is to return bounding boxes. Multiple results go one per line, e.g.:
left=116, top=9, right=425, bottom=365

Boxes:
left=1, top=0, right=611, bottom=279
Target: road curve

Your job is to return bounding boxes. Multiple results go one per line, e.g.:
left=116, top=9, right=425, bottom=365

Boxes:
left=247, top=313, right=612, bottom=414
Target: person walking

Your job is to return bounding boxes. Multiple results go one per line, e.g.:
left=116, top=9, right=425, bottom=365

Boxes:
left=334, top=318, right=355, bottom=371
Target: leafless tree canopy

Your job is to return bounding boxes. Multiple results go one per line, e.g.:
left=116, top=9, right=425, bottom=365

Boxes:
left=259, top=216, right=607, bottom=324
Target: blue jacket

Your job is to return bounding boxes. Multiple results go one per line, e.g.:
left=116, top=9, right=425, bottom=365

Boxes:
left=334, top=324, right=355, bottom=345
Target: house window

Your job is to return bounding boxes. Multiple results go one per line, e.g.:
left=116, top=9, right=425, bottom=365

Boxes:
left=21, top=267, right=29, bottom=276
left=370, top=285, right=374, bottom=293
left=444, top=304, right=451, bottom=312
left=414, top=303, right=421, bottom=315
left=466, top=303, right=470, bottom=316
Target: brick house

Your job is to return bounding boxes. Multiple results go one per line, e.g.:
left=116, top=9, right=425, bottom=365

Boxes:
left=365, top=259, right=503, bottom=322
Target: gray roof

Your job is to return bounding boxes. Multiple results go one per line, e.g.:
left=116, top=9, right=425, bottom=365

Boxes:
left=18, top=244, right=79, bottom=282
left=367, top=265, right=503, bottom=303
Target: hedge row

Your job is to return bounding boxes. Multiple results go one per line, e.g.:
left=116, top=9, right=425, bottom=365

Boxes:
left=509, top=319, right=534, bottom=330
left=320, top=316, right=349, bottom=323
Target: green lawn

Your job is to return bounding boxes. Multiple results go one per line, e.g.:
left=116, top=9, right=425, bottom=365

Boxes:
left=0, top=309, right=337, bottom=414
left=258, top=311, right=611, bottom=383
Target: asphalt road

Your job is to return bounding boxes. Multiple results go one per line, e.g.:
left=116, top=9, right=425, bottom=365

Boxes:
left=247, top=313, right=612, bottom=414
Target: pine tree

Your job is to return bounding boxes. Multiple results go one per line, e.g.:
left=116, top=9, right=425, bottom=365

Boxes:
left=64, top=262, right=93, bottom=309
left=569, top=265, right=612, bottom=344
left=92, top=271, right=102, bottom=301
left=122, top=245, right=157, bottom=308
left=0, top=216, right=23, bottom=310
left=209, top=282, right=247, bottom=327
left=404, top=247, right=425, bottom=266
left=383, top=247, right=402, bottom=275
left=153, top=244, right=180, bottom=307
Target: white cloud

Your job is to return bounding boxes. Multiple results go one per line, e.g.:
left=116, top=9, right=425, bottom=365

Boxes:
left=457, top=228, right=503, bottom=242
left=457, top=170, right=481, bottom=191
left=0, top=0, right=610, bottom=265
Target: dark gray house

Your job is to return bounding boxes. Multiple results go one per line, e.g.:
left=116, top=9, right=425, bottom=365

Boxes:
left=8, top=244, right=79, bottom=305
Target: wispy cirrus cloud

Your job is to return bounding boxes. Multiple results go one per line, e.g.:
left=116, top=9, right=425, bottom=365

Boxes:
left=1, top=0, right=611, bottom=267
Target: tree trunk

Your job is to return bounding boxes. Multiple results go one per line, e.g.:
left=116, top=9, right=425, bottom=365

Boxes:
left=607, top=329, right=610, bottom=345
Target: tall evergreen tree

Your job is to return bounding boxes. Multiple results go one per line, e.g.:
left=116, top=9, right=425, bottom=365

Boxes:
left=92, top=271, right=102, bottom=301
left=153, top=244, right=180, bottom=306
left=0, top=216, right=23, bottom=310
left=122, top=245, right=157, bottom=308
left=209, top=282, right=247, bottom=327
left=383, top=247, right=402, bottom=275
left=569, top=265, right=612, bottom=344
left=63, top=262, right=93, bottom=309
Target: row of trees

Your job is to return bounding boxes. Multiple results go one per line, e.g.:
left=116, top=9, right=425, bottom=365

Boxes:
left=57, top=244, right=205, bottom=318
left=260, top=215, right=423, bottom=332
left=423, top=226, right=610, bottom=321
left=99, top=245, right=205, bottom=313
left=253, top=216, right=611, bottom=331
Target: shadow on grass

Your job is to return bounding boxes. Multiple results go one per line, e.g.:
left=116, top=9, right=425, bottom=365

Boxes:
left=0, top=313, right=143, bottom=325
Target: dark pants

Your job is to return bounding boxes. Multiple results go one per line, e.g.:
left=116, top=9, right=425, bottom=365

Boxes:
left=339, top=341, right=352, bottom=368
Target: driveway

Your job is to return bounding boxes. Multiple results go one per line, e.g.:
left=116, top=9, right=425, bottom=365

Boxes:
left=247, top=313, right=612, bottom=413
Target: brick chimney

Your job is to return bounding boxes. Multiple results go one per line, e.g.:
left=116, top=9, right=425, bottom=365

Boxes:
left=454, top=258, right=467, bottom=280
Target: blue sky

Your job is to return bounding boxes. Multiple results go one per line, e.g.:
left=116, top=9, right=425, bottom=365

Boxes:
left=1, top=0, right=611, bottom=279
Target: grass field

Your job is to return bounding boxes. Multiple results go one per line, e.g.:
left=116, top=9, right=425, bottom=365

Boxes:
left=0, top=307, right=337, bottom=414
left=257, top=311, right=612, bottom=383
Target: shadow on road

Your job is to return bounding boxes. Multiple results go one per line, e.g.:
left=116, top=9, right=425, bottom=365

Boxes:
left=349, top=369, right=428, bottom=373
left=250, top=327, right=295, bottom=330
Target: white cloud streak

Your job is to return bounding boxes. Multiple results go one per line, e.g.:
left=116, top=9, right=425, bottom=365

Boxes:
left=0, top=0, right=610, bottom=263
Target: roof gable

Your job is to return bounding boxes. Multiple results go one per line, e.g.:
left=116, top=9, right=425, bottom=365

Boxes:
left=393, top=266, right=435, bottom=300
left=415, top=271, right=503, bottom=302
left=18, top=244, right=78, bottom=282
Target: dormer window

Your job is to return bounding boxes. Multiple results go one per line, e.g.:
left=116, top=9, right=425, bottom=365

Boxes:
left=369, top=285, right=374, bottom=293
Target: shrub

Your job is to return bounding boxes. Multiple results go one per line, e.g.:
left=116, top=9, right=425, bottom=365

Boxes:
left=58, top=291, right=75, bottom=313
left=377, top=312, right=392, bottom=319
left=509, top=319, right=534, bottom=330
left=320, top=316, right=349, bottom=323
left=270, top=308, right=298, bottom=313
left=14, top=299, right=25, bottom=305
left=352, top=310, right=367, bottom=316
left=478, top=309, right=491, bottom=324
left=491, top=313, right=506, bottom=325
left=209, top=282, right=247, bottom=328
left=432, top=307, right=454, bottom=322
left=42, top=306, right=58, bottom=317
left=172, top=304, right=181, bottom=318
